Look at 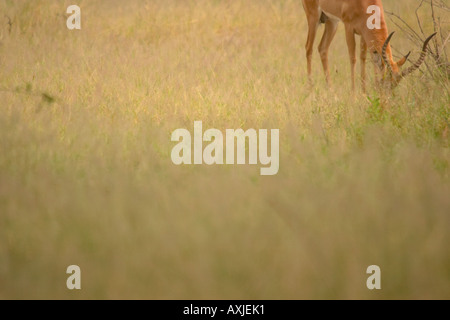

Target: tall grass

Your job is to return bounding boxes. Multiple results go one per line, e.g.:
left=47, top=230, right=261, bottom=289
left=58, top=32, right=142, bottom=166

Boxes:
left=0, top=0, right=448, bottom=299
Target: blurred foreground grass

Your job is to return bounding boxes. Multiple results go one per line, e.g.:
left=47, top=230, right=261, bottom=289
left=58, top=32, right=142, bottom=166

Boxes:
left=0, top=0, right=449, bottom=299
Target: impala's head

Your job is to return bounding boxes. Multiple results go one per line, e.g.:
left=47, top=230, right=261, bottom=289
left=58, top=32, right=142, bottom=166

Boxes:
left=378, top=32, right=437, bottom=89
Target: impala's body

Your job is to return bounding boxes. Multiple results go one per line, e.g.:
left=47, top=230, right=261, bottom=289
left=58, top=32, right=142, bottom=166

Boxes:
left=302, top=0, right=435, bottom=91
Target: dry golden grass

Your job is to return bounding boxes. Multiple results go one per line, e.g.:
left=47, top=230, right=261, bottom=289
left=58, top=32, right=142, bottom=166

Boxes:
left=0, top=0, right=449, bottom=299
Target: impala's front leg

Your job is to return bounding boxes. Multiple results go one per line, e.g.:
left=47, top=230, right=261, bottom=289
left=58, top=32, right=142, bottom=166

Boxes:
left=345, top=26, right=357, bottom=92
left=371, top=51, right=383, bottom=89
left=360, top=39, right=367, bottom=94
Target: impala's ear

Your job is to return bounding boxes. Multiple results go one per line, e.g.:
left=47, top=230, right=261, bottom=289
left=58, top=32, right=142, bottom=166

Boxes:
left=396, top=52, right=411, bottom=67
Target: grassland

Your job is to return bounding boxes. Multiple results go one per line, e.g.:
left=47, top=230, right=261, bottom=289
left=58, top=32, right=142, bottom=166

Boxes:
left=0, top=0, right=449, bottom=299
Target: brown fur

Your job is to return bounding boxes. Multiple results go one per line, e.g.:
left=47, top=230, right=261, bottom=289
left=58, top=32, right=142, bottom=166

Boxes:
left=302, top=0, right=414, bottom=91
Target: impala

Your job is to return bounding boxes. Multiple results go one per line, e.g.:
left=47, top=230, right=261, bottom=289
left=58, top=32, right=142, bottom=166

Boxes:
left=302, top=0, right=436, bottom=91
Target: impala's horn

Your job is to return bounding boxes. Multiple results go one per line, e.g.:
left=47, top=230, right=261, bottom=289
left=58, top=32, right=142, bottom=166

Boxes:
left=381, top=32, right=395, bottom=75
left=401, top=32, right=437, bottom=78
